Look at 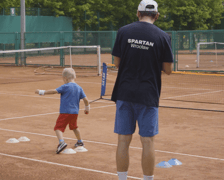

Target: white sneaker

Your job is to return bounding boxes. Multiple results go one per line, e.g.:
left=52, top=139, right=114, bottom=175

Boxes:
left=56, top=142, right=67, bottom=154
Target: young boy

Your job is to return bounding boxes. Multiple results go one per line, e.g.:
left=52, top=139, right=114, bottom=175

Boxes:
left=35, top=68, right=90, bottom=154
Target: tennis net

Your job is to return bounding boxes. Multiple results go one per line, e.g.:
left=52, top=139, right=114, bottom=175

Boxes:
left=197, top=42, right=224, bottom=70
left=0, top=45, right=101, bottom=76
left=95, top=64, right=224, bottom=112
left=160, top=72, right=224, bottom=111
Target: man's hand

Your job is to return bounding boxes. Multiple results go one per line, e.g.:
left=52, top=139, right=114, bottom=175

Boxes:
left=114, top=56, right=121, bottom=68
left=162, top=62, right=172, bottom=75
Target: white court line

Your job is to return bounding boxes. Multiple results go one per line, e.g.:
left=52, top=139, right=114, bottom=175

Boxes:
left=0, top=77, right=23, bottom=79
left=163, top=86, right=213, bottom=91
left=76, top=81, right=115, bottom=85
left=0, top=152, right=141, bottom=180
left=163, top=90, right=223, bottom=100
left=0, top=93, right=60, bottom=99
left=76, top=81, right=220, bottom=90
left=0, top=112, right=58, bottom=121
left=0, top=92, right=114, bottom=103
left=0, top=128, right=223, bottom=162
left=0, top=104, right=115, bottom=121
left=54, top=81, right=114, bottom=85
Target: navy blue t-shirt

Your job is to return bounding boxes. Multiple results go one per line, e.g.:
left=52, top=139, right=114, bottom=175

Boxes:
left=111, top=21, right=173, bottom=107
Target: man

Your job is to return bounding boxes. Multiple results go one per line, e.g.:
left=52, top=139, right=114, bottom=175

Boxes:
left=111, top=0, right=173, bottom=180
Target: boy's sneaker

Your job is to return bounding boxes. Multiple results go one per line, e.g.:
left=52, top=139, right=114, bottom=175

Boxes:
left=56, top=141, right=67, bottom=154
left=75, top=141, right=84, bottom=148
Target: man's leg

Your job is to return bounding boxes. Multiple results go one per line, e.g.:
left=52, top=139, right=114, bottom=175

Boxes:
left=136, top=105, right=158, bottom=179
left=116, top=134, right=132, bottom=180
left=115, top=100, right=135, bottom=180
left=140, top=136, right=155, bottom=176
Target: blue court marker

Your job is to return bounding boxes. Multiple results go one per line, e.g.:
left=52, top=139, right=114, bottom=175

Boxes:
left=168, top=158, right=182, bottom=166
left=156, top=161, right=172, bottom=168
left=210, top=60, right=213, bottom=62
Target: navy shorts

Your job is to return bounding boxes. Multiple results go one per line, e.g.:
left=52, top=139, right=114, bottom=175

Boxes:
left=114, top=100, right=158, bottom=137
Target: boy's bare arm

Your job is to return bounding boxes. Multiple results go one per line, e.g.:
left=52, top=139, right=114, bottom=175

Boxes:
left=83, top=97, right=90, bottom=114
left=83, top=97, right=89, bottom=106
left=35, top=89, right=58, bottom=95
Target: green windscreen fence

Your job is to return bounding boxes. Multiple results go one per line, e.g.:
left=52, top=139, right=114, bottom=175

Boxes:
left=0, top=30, right=224, bottom=72
left=0, top=16, right=72, bottom=33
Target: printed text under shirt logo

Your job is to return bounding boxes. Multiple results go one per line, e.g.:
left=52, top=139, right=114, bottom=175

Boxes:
left=128, top=39, right=154, bottom=50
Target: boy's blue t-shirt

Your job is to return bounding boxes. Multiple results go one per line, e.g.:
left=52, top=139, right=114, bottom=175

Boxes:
left=56, top=82, right=86, bottom=114
left=111, top=21, right=173, bottom=107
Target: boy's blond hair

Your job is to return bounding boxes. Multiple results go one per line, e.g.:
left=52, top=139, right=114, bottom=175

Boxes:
left=62, top=68, right=76, bottom=79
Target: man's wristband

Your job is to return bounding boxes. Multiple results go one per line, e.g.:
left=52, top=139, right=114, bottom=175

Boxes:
left=39, top=90, right=45, bottom=95
left=85, top=105, right=90, bottom=111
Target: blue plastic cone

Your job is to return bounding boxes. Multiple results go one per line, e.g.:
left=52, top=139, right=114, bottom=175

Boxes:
left=168, top=158, right=182, bottom=166
left=156, top=161, right=172, bottom=168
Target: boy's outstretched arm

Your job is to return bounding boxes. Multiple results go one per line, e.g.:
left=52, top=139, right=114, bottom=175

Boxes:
left=35, top=89, right=59, bottom=95
left=83, top=97, right=90, bottom=114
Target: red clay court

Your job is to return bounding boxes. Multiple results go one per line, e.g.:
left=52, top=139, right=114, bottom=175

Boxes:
left=0, top=65, right=223, bottom=180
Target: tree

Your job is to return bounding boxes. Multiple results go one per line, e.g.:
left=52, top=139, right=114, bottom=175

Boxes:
left=0, top=0, right=64, bottom=16
left=0, top=0, right=223, bottom=31
left=154, top=0, right=174, bottom=30
left=167, top=0, right=224, bottom=30
left=206, top=0, right=224, bottom=29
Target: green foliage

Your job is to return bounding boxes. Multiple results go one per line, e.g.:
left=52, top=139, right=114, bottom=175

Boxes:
left=154, top=0, right=174, bottom=30
left=0, top=0, right=223, bottom=31
left=168, top=0, right=224, bottom=30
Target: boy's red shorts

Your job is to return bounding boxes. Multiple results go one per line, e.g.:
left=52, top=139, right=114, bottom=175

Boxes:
left=54, top=114, right=78, bottom=132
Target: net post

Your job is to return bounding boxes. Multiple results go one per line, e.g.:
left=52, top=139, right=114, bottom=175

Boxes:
left=196, top=43, right=200, bottom=68
left=172, top=31, right=176, bottom=71
left=69, top=46, right=72, bottom=68
left=84, top=32, right=87, bottom=54
left=60, top=32, right=65, bottom=67
left=189, top=32, right=193, bottom=53
left=215, top=42, right=217, bottom=66
left=20, top=0, right=26, bottom=66
left=111, top=31, right=116, bottom=64
left=60, top=49, right=64, bottom=67
left=97, top=45, right=101, bottom=76
left=15, top=32, right=19, bottom=66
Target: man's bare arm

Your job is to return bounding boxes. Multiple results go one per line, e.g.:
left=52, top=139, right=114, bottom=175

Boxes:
left=114, top=56, right=121, bottom=68
left=162, top=62, right=172, bottom=75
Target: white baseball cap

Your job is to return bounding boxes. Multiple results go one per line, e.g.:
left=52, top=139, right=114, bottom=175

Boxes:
left=138, top=0, right=158, bottom=12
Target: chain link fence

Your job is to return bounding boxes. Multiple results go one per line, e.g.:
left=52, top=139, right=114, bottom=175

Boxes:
left=0, top=30, right=224, bottom=72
